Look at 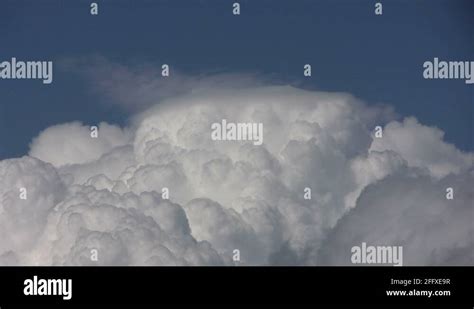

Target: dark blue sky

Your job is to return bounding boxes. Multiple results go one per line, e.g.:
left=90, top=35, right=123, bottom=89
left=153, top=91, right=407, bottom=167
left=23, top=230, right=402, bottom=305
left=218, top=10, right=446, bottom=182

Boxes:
left=0, top=0, right=472, bottom=159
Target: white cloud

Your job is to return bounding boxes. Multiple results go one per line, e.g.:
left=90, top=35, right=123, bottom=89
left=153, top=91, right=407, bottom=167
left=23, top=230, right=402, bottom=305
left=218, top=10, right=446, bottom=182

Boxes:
left=1, top=69, right=472, bottom=266
left=317, top=172, right=474, bottom=265
left=0, top=157, right=65, bottom=264
left=29, top=122, right=131, bottom=167
left=370, top=117, right=474, bottom=178
left=59, top=56, right=269, bottom=111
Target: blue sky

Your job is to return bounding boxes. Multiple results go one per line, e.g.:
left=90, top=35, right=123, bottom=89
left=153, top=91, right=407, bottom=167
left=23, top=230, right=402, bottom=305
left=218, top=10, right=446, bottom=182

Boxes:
left=0, top=0, right=472, bottom=159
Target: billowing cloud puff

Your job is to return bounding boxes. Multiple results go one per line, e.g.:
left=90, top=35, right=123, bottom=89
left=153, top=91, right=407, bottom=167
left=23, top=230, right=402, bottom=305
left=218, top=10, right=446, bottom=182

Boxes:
left=1, top=73, right=472, bottom=266
left=0, top=157, right=65, bottom=264
left=34, top=189, right=224, bottom=266
left=29, top=121, right=131, bottom=167
left=370, top=117, right=474, bottom=179
left=318, top=172, right=474, bottom=266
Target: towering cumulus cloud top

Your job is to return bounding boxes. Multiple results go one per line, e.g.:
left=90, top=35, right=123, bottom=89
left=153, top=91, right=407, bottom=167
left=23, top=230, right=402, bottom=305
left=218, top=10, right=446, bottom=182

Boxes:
left=1, top=84, right=472, bottom=265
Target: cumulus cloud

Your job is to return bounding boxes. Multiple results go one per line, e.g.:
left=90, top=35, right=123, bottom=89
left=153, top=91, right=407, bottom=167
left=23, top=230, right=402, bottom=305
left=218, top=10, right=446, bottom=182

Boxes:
left=370, top=117, right=474, bottom=178
left=318, top=172, right=474, bottom=265
left=1, top=67, right=472, bottom=266
left=29, top=122, right=131, bottom=167
left=0, top=157, right=66, bottom=264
